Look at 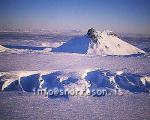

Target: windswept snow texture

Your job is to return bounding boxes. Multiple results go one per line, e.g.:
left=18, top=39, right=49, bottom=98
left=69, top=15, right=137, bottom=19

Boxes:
left=53, top=28, right=145, bottom=55
left=0, top=70, right=150, bottom=98
left=0, top=92, right=150, bottom=120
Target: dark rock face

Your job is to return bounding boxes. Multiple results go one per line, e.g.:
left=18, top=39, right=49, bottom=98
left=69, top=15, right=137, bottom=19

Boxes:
left=87, top=28, right=98, bottom=42
left=87, top=28, right=96, bottom=36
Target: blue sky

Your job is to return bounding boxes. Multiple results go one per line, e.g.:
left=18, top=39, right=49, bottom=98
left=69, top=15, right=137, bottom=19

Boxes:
left=0, top=0, right=150, bottom=34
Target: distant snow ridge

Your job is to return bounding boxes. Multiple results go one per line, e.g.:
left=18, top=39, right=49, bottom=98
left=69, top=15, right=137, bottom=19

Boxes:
left=52, top=28, right=145, bottom=55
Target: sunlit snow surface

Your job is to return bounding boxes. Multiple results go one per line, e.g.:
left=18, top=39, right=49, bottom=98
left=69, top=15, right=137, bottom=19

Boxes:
left=0, top=31, right=150, bottom=96
left=0, top=31, right=150, bottom=120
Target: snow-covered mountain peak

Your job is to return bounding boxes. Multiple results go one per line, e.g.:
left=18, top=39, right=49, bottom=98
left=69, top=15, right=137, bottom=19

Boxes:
left=52, top=28, right=145, bottom=55
left=87, top=29, right=145, bottom=55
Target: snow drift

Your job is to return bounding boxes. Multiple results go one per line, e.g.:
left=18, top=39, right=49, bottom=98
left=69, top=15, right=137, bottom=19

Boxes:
left=1, top=70, right=149, bottom=98
left=52, top=28, right=145, bottom=55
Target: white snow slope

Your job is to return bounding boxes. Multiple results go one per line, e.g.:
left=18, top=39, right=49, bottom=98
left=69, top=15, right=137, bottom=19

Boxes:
left=53, top=28, right=145, bottom=55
